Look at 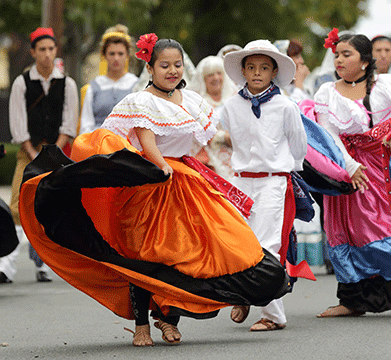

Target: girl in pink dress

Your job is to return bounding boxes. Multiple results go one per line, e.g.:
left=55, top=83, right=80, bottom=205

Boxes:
left=315, top=29, right=391, bottom=317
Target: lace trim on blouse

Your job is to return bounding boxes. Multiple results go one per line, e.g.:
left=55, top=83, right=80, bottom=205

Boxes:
left=102, top=89, right=217, bottom=146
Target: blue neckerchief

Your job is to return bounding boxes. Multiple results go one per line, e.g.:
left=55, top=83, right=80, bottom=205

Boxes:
left=238, top=82, right=281, bottom=118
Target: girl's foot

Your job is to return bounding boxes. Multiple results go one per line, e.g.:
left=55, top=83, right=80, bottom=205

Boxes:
left=230, top=305, right=250, bottom=323
left=132, top=324, right=154, bottom=346
left=317, top=305, right=366, bottom=318
left=154, top=319, right=181, bottom=344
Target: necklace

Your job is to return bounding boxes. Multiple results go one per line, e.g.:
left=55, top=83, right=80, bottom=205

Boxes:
left=152, top=82, right=175, bottom=97
left=344, top=74, right=367, bottom=87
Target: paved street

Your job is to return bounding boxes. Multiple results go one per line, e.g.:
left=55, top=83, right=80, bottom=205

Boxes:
left=1, top=186, right=390, bottom=360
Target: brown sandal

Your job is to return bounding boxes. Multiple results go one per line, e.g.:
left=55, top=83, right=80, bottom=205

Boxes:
left=154, top=320, right=181, bottom=344
left=124, top=325, right=154, bottom=347
left=250, top=318, right=286, bottom=331
left=317, top=305, right=366, bottom=318
left=230, top=305, right=250, bottom=323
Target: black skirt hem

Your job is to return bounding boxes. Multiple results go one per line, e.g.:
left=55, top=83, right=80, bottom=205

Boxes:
left=338, top=276, right=391, bottom=313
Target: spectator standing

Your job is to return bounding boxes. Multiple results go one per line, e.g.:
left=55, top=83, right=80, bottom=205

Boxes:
left=274, top=39, right=312, bottom=102
left=79, top=25, right=139, bottom=134
left=0, top=27, right=78, bottom=283
left=371, top=35, right=391, bottom=74
left=188, top=55, right=237, bottom=177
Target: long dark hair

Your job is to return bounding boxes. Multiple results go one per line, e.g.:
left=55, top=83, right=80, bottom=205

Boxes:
left=337, top=34, right=377, bottom=127
left=148, top=39, right=186, bottom=89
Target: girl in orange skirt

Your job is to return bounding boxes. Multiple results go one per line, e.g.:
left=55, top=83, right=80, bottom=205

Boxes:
left=19, top=34, right=290, bottom=347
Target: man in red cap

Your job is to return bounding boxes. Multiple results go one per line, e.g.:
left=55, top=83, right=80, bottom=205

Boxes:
left=0, top=27, right=79, bottom=284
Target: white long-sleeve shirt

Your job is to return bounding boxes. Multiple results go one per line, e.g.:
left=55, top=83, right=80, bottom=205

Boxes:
left=221, top=92, right=307, bottom=173
left=9, top=64, right=79, bottom=144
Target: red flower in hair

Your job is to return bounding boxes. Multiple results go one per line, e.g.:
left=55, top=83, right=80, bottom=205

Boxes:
left=324, top=28, right=339, bottom=53
left=135, top=33, right=158, bottom=62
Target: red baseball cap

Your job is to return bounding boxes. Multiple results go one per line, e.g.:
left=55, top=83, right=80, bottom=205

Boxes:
left=30, top=27, right=56, bottom=48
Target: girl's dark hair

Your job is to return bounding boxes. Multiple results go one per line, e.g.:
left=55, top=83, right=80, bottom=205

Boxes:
left=241, top=55, right=278, bottom=70
left=148, top=38, right=186, bottom=90
left=337, top=34, right=377, bottom=127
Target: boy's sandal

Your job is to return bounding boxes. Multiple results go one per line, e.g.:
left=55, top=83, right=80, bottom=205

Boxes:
left=250, top=318, right=286, bottom=331
left=154, top=320, right=181, bottom=344
left=124, top=325, right=154, bottom=347
left=230, top=305, right=250, bottom=323
left=316, top=305, right=366, bottom=318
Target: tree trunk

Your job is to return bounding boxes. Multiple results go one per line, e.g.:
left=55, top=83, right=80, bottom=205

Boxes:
left=41, top=0, right=65, bottom=57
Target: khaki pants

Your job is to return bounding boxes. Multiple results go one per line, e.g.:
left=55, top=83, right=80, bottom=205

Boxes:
left=10, top=149, right=30, bottom=225
left=10, top=145, right=44, bottom=225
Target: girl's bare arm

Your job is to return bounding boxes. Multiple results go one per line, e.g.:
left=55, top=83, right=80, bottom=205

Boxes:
left=134, top=127, right=173, bottom=175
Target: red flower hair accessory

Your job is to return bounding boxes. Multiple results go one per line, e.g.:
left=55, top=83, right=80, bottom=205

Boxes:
left=324, top=28, right=339, bottom=53
left=135, top=33, right=158, bottom=63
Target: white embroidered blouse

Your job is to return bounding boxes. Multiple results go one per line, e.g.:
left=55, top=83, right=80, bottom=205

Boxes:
left=314, top=74, right=391, bottom=176
left=101, top=89, right=217, bottom=157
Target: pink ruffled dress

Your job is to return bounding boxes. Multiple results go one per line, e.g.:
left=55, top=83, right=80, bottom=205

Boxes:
left=314, top=75, right=391, bottom=312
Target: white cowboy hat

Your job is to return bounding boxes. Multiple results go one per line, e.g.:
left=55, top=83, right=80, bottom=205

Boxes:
left=224, top=40, right=296, bottom=88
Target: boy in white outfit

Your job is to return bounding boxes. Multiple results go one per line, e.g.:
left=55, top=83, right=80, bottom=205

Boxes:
left=221, top=40, right=307, bottom=331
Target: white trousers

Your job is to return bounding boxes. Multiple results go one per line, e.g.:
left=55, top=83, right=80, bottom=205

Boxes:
left=233, top=175, right=289, bottom=324
left=0, top=225, right=30, bottom=281
left=0, top=244, right=20, bottom=281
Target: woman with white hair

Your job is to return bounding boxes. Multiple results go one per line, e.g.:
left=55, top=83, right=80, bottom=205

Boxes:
left=188, top=56, right=237, bottom=177
left=189, top=56, right=237, bottom=107
left=217, top=44, right=243, bottom=58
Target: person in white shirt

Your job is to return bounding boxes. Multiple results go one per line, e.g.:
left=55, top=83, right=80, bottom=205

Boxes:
left=79, top=25, right=139, bottom=134
left=0, top=27, right=78, bottom=283
left=222, top=40, right=307, bottom=331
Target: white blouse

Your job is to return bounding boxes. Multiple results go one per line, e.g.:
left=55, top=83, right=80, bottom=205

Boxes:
left=314, top=74, right=391, bottom=176
left=101, top=89, right=217, bottom=157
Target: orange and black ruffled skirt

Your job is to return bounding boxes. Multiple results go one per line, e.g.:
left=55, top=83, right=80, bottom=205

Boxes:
left=19, top=129, right=290, bottom=320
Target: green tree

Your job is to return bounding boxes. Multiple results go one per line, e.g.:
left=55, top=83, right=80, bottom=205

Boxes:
left=148, top=0, right=367, bottom=66
left=0, top=0, right=368, bottom=82
left=0, top=0, right=159, bottom=84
